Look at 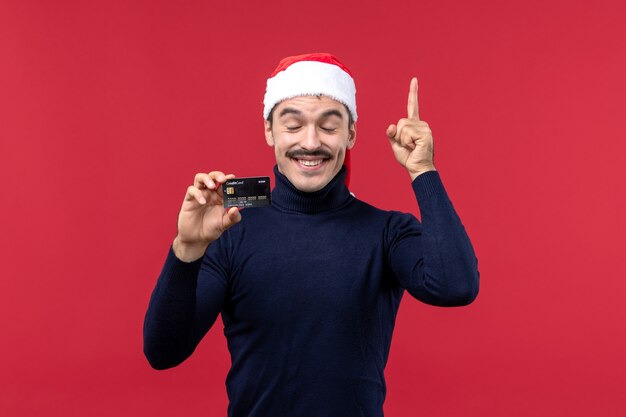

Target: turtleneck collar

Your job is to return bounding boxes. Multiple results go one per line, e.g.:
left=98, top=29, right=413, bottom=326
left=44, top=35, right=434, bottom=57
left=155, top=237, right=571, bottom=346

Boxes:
left=271, top=165, right=353, bottom=214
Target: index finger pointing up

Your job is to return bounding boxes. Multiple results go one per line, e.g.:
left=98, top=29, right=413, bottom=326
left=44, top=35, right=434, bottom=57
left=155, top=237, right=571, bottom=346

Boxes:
left=407, top=77, right=420, bottom=120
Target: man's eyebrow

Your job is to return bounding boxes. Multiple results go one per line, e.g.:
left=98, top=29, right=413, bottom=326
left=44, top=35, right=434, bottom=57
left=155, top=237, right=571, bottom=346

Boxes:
left=320, top=109, right=344, bottom=120
left=278, top=108, right=302, bottom=118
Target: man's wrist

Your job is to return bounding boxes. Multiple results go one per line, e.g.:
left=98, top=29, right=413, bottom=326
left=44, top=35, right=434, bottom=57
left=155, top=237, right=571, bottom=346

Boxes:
left=172, top=236, right=208, bottom=263
left=409, top=164, right=437, bottom=181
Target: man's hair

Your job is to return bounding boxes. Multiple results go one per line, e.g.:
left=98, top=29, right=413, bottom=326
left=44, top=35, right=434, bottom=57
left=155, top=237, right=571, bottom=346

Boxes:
left=266, top=96, right=355, bottom=129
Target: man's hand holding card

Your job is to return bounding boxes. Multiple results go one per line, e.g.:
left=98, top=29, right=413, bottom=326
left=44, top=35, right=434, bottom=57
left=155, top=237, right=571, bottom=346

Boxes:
left=173, top=171, right=243, bottom=262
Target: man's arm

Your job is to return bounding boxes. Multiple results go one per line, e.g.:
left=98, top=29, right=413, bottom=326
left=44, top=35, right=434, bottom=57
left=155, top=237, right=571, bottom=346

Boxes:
left=143, top=171, right=240, bottom=369
left=385, top=78, right=478, bottom=306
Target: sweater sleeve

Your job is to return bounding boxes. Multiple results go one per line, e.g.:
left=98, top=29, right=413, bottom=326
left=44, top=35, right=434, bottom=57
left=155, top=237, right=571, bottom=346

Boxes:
left=143, top=239, right=229, bottom=369
left=386, top=171, right=479, bottom=306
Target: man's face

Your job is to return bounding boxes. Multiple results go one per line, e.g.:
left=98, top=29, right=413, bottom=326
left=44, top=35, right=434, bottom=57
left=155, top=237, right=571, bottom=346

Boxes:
left=264, top=95, right=356, bottom=193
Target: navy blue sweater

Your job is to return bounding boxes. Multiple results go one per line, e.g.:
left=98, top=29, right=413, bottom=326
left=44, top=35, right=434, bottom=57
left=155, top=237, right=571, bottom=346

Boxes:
left=144, top=166, right=479, bottom=417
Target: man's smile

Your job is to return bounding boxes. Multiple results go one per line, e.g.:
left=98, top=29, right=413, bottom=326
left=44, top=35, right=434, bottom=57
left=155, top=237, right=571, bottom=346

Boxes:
left=292, top=156, right=329, bottom=170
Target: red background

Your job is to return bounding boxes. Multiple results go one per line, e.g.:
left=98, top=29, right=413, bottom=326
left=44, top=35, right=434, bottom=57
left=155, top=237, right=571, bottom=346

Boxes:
left=2, top=0, right=625, bottom=416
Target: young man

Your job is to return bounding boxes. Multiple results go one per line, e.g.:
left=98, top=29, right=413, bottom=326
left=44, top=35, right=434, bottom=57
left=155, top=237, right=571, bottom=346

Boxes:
left=144, top=53, right=479, bottom=417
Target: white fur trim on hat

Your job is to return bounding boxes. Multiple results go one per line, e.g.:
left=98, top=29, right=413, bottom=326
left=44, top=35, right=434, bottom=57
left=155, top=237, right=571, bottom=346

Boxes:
left=263, top=61, right=357, bottom=121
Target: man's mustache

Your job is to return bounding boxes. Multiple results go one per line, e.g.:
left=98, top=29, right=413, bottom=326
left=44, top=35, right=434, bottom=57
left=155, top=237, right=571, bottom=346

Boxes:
left=286, top=149, right=333, bottom=159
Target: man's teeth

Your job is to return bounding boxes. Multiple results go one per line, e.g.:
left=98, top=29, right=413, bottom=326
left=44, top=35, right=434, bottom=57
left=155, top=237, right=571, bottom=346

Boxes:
left=298, top=159, right=323, bottom=167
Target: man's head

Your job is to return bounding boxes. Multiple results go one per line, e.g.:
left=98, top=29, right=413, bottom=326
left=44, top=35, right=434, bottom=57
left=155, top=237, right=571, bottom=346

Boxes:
left=263, top=53, right=357, bottom=193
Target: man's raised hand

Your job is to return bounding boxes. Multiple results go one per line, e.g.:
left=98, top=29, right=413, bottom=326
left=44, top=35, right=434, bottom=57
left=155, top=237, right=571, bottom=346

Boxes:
left=386, top=78, right=436, bottom=180
left=173, top=171, right=241, bottom=262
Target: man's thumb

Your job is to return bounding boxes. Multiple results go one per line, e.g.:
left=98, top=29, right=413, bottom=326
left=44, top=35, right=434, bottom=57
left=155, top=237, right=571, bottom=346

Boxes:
left=222, top=207, right=242, bottom=231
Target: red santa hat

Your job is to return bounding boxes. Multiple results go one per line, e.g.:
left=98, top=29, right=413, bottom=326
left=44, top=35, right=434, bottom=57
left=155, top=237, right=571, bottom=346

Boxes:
left=264, top=53, right=357, bottom=187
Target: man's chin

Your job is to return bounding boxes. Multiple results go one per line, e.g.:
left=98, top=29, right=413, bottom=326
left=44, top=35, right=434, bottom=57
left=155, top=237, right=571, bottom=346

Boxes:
left=279, top=161, right=340, bottom=192
left=292, top=176, right=329, bottom=193
left=283, top=170, right=332, bottom=193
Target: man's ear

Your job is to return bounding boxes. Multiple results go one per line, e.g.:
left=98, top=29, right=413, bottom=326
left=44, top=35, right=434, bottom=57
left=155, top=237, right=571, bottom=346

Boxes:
left=347, top=122, right=357, bottom=150
left=264, top=119, right=274, bottom=146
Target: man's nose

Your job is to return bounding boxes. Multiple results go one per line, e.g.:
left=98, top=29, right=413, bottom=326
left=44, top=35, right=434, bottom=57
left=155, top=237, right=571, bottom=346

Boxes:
left=300, top=125, right=322, bottom=150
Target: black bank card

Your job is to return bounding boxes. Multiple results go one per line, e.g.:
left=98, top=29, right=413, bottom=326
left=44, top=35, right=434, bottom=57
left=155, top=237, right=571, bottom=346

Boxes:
left=223, top=177, right=271, bottom=208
